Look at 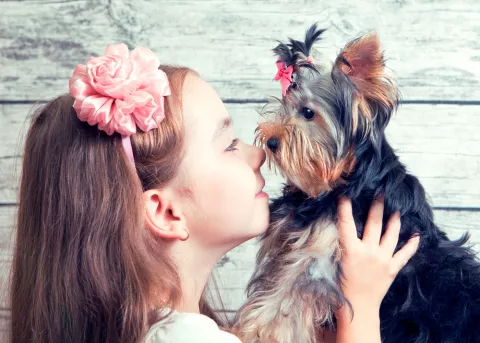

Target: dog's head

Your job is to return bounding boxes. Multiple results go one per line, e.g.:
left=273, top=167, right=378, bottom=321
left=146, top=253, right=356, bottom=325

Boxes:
left=256, top=25, right=400, bottom=197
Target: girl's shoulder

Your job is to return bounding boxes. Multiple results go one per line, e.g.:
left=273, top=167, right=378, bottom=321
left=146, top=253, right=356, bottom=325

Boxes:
left=145, top=311, right=242, bottom=343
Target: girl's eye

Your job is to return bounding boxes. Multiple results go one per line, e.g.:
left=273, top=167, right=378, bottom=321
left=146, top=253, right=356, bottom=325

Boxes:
left=226, top=138, right=239, bottom=152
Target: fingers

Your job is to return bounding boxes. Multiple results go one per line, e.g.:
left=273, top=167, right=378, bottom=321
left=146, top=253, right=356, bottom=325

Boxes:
left=390, top=235, right=420, bottom=275
left=337, top=197, right=359, bottom=248
left=380, top=211, right=401, bottom=255
left=362, top=196, right=384, bottom=245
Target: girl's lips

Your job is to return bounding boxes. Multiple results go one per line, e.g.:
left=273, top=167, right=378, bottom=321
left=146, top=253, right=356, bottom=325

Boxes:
left=255, top=178, right=266, bottom=197
left=255, top=191, right=268, bottom=199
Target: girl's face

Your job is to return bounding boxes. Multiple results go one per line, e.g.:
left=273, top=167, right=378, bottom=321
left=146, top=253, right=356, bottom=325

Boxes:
left=175, top=75, right=269, bottom=250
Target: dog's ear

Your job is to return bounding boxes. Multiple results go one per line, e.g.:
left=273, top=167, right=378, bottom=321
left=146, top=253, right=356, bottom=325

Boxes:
left=335, top=33, right=384, bottom=84
left=333, top=33, right=399, bottom=120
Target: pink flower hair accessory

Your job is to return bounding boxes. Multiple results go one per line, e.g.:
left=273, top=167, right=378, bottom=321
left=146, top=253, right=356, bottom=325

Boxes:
left=68, top=43, right=170, bottom=164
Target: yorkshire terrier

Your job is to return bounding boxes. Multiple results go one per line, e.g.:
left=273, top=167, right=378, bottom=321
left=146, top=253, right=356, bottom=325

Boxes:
left=235, top=24, right=480, bottom=343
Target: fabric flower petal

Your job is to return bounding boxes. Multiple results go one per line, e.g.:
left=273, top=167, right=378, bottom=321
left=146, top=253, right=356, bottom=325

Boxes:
left=69, top=78, right=97, bottom=101
left=111, top=100, right=137, bottom=136
left=105, top=43, right=130, bottom=59
left=141, top=71, right=170, bottom=109
left=130, top=47, right=161, bottom=76
left=76, top=95, right=112, bottom=126
left=127, top=91, right=160, bottom=132
left=90, top=97, right=115, bottom=133
left=112, top=58, right=134, bottom=80
left=69, top=64, right=87, bottom=88
left=68, top=44, right=170, bottom=138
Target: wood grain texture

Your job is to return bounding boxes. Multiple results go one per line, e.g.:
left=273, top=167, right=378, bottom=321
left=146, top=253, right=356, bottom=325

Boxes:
left=0, top=0, right=480, bottom=341
left=0, top=205, right=13, bottom=340
left=0, top=204, right=13, bottom=339
left=227, top=102, right=480, bottom=208
left=1, top=102, right=480, bottom=315
left=0, top=205, right=478, bottom=314
left=0, top=1, right=479, bottom=336
left=1, top=0, right=480, bottom=102
left=216, top=209, right=480, bottom=311
left=5, top=102, right=478, bottom=207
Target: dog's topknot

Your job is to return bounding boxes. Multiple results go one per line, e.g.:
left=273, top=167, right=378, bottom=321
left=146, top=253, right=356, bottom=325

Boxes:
left=273, top=23, right=326, bottom=72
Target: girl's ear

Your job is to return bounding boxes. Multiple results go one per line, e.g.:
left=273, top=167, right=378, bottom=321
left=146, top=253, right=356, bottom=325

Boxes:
left=143, top=189, right=189, bottom=241
left=333, top=32, right=399, bottom=118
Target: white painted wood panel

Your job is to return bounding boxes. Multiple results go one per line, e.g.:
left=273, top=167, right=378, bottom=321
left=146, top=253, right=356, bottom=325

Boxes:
left=0, top=0, right=479, bottom=101
left=3, top=103, right=478, bottom=207
left=0, top=206, right=478, bottom=315
left=0, top=1, right=479, bottom=338
left=1, top=103, right=480, bottom=316
left=217, top=209, right=480, bottom=311
left=230, top=103, right=480, bottom=207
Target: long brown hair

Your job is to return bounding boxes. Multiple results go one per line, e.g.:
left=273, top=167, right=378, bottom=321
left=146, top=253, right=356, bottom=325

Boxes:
left=9, top=66, right=223, bottom=343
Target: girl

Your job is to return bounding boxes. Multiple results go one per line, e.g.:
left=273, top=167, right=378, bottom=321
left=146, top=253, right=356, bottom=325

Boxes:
left=9, top=44, right=419, bottom=343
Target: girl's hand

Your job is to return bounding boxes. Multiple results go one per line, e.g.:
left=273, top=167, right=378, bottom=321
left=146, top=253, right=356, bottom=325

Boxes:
left=335, top=196, right=420, bottom=343
left=337, top=196, right=420, bottom=310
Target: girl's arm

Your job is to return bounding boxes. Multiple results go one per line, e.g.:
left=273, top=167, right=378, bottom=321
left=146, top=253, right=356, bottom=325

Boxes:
left=335, top=197, right=420, bottom=343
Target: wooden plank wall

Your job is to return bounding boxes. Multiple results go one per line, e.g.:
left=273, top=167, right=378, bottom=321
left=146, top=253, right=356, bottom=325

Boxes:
left=1, top=0, right=479, bottom=338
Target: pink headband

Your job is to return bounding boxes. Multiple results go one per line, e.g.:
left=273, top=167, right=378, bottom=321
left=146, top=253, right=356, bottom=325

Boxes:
left=68, top=43, right=171, bottom=165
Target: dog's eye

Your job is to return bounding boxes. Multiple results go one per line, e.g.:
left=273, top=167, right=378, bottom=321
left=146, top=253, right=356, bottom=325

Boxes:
left=301, top=107, right=315, bottom=120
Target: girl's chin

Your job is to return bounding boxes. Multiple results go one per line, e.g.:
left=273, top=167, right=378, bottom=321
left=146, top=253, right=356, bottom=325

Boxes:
left=236, top=224, right=269, bottom=245
left=253, top=215, right=270, bottom=237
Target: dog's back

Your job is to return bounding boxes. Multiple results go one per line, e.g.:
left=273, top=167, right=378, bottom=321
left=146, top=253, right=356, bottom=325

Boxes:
left=343, top=141, right=480, bottom=343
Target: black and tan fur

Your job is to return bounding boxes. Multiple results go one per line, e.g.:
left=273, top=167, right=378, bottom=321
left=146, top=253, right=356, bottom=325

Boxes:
left=234, top=24, right=480, bottom=343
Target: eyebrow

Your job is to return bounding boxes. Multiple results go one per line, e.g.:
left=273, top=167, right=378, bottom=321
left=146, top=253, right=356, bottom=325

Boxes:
left=213, top=117, right=232, bottom=139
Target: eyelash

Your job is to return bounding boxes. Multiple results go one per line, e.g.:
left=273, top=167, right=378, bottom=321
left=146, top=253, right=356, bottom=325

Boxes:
left=226, top=138, right=239, bottom=152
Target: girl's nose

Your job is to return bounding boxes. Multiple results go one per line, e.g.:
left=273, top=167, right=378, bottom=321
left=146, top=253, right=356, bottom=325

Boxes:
left=246, top=144, right=266, bottom=172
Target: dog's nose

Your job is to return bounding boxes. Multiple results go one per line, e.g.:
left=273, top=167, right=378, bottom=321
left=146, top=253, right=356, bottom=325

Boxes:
left=266, top=137, right=280, bottom=153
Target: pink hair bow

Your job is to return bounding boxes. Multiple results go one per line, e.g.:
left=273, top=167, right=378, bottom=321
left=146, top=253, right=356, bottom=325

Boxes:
left=69, top=43, right=170, bottom=164
left=274, top=59, right=294, bottom=96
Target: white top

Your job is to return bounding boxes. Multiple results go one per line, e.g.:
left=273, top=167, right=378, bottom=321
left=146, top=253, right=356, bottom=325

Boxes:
left=145, top=311, right=242, bottom=343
